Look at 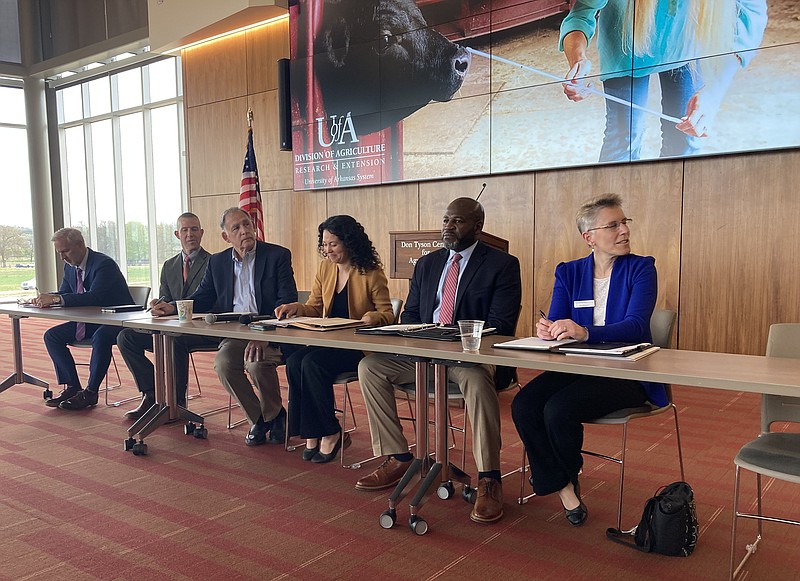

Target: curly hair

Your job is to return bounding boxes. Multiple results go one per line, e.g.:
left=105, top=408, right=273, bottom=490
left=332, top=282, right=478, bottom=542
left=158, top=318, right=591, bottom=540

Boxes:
left=317, top=215, right=382, bottom=274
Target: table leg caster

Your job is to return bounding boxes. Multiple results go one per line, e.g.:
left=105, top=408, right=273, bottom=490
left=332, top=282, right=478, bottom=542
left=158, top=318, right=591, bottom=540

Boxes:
left=193, top=424, right=208, bottom=439
left=184, top=421, right=196, bottom=436
left=408, top=515, right=429, bottom=535
left=437, top=481, right=455, bottom=500
left=123, top=437, right=136, bottom=451
left=462, top=485, right=477, bottom=505
left=379, top=508, right=396, bottom=529
left=132, top=441, right=148, bottom=456
left=43, top=388, right=52, bottom=400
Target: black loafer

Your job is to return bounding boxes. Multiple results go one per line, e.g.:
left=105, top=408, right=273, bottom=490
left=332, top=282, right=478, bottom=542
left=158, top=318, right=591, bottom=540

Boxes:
left=311, top=432, right=350, bottom=464
left=564, top=481, right=588, bottom=527
left=245, top=420, right=268, bottom=446
left=59, top=389, right=99, bottom=410
left=302, top=444, right=320, bottom=461
left=45, top=385, right=80, bottom=408
left=267, top=407, right=287, bottom=444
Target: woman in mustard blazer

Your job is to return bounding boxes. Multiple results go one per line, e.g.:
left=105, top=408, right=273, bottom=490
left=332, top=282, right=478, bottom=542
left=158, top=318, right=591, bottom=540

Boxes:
left=276, top=215, right=394, bottom=463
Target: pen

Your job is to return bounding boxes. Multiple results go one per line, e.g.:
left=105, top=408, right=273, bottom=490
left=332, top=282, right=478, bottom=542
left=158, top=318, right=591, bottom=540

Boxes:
left=146, top=296, right=168, bottom=313
left=539, top=310, right=550, bottom=321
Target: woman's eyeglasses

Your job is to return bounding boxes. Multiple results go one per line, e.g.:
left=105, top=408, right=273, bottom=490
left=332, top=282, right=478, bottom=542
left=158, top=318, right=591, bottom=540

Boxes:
left=585, top=218, right=633, bottom=233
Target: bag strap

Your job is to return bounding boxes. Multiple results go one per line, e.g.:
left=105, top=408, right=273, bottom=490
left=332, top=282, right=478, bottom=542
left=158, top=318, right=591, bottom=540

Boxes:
left=606, top=527, right=650, bottom=553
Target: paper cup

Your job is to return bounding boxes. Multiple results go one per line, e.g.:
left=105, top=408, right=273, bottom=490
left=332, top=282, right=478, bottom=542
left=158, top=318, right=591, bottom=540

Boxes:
left=458, top=320, right=484, bottom=353
left=176, top=300, right=194, bottom=323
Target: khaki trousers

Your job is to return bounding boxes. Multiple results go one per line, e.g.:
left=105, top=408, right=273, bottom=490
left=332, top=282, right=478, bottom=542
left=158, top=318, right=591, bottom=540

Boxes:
left=214, top=338, right=283, bottom=425
left=358, top=354, right=501, bottom=472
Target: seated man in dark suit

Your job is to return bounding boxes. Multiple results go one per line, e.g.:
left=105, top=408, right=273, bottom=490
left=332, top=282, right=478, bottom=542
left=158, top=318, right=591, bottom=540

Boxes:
left=34, top=227, right=134, bottom=410
left=152, top=207, right=298, bottom=446
left=357, top=197, right=521, bottom=524
left=117, top=212, right=213, bottom=419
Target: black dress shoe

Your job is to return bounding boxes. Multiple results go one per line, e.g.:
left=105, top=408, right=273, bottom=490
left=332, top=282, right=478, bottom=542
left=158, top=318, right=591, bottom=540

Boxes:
left=124, top=392, right=155, bottom=420
left=59, top=389, right=99, bottom=411
left=45, top=385, right=80, bottom=408
left=311, top=432, right=350, bottom=464
left=245, top=420, right=268, bottom=446
left=267, top=407, right=287, bottom=444
left=302, top=444, right=320, bottom=461
left=563, top=481, right=588, bottom=527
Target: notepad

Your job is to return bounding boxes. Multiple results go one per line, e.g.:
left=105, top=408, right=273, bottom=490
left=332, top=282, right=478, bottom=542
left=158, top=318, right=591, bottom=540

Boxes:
left=492, top=337, right=578, bottom=351
left=556, top=342, right=654, bottom=356
left=560, top=345, right=661, bottom=361
left=255, top=317, right=367, bottom=331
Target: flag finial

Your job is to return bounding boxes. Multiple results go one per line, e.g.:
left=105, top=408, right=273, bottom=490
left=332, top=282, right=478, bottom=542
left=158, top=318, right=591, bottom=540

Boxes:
left=247, top=108, right=253, bottom=128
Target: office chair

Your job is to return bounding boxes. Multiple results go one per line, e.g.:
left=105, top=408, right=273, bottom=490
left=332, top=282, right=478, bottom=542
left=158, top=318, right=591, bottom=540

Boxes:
left=729, top=323, right=800, bottom=580
left=66, top=285, right=150, bottom=407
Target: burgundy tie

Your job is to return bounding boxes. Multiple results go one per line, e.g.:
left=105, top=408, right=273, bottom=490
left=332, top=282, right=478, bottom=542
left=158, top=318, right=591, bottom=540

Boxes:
left=183, top=254, right=190, bottom=284
left=438, top=253, right=462, bottom=325
left=75, top=267, right=85, bottom=341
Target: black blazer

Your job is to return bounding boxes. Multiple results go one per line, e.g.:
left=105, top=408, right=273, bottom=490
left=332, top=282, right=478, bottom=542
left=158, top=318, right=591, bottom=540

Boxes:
left=58, top=248, right=133, bottom=307
left=188, top=241, right=298, bottom=314
left=401, top=241, right=521, bottom=336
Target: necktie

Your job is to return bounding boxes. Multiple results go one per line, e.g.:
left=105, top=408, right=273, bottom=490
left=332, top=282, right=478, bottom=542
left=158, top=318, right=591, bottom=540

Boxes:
left=438, top=253, right=462, bottom=325
left=183, top=254, right=190, bottom=284
left=75, top=267, right=85, bottom=341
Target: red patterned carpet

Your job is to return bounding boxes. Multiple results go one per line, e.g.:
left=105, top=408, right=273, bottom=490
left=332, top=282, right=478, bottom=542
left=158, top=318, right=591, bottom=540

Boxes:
left=0, top=315, right=797, bottom=580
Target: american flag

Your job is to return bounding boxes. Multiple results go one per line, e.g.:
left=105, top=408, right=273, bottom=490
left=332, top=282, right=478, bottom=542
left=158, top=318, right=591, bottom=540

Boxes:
left=239, top=127, right=265, bottom=241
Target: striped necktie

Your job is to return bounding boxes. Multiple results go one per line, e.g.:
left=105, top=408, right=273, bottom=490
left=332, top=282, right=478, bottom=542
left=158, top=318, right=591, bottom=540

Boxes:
left=75, top=267, right=85, bottom=341
left=438, top=253, right=462, bottom=325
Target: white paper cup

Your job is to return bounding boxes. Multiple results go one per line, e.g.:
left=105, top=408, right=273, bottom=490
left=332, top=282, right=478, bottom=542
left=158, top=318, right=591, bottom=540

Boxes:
left=458, top=320, right=484, bottom=353
left=176, top=300, right=194, bottom=323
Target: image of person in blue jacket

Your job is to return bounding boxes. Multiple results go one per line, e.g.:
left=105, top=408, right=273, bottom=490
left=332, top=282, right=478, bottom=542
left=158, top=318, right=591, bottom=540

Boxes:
left=511, top=193, right=665, bottom=527
left=560, top=0, right=768, bottom=161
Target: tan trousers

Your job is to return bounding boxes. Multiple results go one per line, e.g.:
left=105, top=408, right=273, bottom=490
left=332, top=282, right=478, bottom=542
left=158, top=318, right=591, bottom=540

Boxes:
left=358, top=354, right=501, bottom=472
left=214, top=338, right=283, bottom=425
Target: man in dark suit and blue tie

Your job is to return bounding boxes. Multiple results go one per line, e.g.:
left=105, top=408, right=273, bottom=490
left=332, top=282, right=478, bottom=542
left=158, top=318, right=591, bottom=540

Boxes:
left=152, top=207, right=298, bottom=446
left=34, top=227, right=133, bottom=410
left=117, top=212, right=213, bottom=420
left=356, top=197, right=521, bottom=524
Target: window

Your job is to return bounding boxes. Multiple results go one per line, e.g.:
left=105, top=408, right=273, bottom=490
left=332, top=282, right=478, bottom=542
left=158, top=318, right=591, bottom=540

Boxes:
left=56, top=57, right=186, bottom=292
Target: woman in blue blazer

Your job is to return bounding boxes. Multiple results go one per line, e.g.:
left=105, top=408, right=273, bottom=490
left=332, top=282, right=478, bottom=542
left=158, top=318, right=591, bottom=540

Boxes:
left=511, top=194, right=666, bottom=527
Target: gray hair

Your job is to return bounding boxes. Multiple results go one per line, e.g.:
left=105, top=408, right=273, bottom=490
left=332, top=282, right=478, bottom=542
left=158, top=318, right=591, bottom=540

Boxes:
left=51, top=227, right=85, bottom=245
left=576, top=194, right=623, bottom=234
left=219, top=207, right=249, bottom=230
left=177, top=212, right=201, bottom=227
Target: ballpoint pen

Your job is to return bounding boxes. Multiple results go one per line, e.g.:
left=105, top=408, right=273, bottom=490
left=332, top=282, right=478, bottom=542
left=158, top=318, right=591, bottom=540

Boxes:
left=146, top=296, right=168, bottom=313
left=539, top=310, right=549, bottom=321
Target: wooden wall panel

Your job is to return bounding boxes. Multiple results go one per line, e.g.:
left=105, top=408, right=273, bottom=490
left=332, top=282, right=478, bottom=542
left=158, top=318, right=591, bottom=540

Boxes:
left=189, top=193, right=239, bottom=254
left=186, top=96, right=248, bottom=197
left=247, top=91, right=293, bottom=192
left=534, top=162, right=682, bottom=347
left=182, top=33, right=248, bottom=108
left=246, top=19, right=290, bottom=95
left=680, top=150, right=800, bottom=355
left=327, top=183, right=419, bottom=305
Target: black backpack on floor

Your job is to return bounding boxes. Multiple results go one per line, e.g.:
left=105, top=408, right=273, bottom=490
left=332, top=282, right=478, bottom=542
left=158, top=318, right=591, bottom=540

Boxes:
left=607, top=481, right=699, bottom=557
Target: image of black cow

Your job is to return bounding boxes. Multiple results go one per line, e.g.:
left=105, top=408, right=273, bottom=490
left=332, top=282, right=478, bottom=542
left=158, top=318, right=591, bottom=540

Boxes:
left=301, top=0, right=471, bottom=137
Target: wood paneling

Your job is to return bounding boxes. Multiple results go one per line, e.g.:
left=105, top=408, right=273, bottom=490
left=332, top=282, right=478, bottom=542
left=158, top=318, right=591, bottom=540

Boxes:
left=186, top=97, right=249, bottom=197
left=246, top=19, right=290, bottom=95
left=190, top=193, right=239, bottom=254
left=680, top=150, right=800, bottom=355
left=247, top=91, right=293, bottom=192
left=182, top=32, right=248, bottom=108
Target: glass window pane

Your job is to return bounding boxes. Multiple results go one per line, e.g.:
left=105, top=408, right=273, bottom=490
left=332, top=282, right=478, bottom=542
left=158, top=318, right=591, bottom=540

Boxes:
left=0, top=126, right=34, bottom=297
left=150, top=104, right=182, bottom=265
left=114, top=68, right=142, bottom=110
left=0, top=86, right=25, bottom=124
left=147, top=58, right=177, bottom=103
left=90, top=120, right=118, bottom=260
left=61, top=85, right=83, bottom=123
left=87, top=77, right=111, bottom=116
left=119, top=112, right=149, bottom=283
left=63, top=126, right=89, bottom=234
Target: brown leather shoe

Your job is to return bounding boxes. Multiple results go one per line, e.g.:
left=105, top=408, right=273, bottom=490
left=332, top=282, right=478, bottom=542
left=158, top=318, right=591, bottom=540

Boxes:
left=470, top=477, right=504, bottom=524
left=355, top=457, right=412, bottom=491
left=124, top=392, right=155, bottom=420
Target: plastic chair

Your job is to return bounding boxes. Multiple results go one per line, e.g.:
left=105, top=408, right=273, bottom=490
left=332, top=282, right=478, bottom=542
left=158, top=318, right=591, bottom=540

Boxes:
left=68, top=285, right=150, bottom=407
left=729, top=323, right=800, bottom=580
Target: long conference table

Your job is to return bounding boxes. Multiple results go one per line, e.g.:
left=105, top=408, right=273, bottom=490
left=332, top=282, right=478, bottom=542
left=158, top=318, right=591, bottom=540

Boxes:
left=4, top=303, right=800, bottom=533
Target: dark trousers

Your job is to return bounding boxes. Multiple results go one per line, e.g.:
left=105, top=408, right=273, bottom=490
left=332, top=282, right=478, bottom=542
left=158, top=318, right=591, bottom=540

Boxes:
left=116, top=327, right=219, bottom=403
left=286, top=346, right=364, bottom=439
left=511, top=372, right=647, bottom=496
left=44, top=322, right=121, bottom=392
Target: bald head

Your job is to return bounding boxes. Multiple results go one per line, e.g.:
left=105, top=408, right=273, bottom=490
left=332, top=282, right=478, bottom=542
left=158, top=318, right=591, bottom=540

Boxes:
left=441, top=197, right=484, bottom=251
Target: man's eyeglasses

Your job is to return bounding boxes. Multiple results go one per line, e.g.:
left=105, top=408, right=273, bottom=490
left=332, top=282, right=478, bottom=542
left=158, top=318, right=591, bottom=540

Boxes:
left=585, top=218, right=633, bottom=233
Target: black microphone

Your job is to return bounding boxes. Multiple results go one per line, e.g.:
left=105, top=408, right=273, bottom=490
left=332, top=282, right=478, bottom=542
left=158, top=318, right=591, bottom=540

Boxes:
left=204, top=313, right=244, bottom=324
left=475, top=182, right=487, bottom=201
left=239, top=313, right=276, bottom=325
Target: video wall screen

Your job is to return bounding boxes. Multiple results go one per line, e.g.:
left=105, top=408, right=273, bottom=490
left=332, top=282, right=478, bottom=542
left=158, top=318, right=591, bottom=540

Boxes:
left=289, top=0, right=798, bottom=191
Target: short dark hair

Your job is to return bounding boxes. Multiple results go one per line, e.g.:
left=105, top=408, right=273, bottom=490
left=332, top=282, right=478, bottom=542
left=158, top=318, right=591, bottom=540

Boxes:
left=317, top=215, right=382, bottom=273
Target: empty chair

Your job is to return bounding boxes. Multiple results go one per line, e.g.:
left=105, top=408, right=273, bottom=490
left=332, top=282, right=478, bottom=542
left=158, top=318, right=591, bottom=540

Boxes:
left=729, top=323, right=800, bottom=579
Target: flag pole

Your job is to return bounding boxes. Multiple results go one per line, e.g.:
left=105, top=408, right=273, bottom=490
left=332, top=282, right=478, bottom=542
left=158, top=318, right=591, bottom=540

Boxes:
left=247, top=108, right=253, bottom=128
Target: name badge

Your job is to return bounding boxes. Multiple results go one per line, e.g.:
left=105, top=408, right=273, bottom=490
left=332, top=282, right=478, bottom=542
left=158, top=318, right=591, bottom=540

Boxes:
left=574, top=300, right=595, bottom=308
